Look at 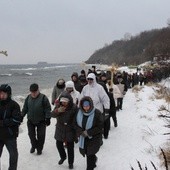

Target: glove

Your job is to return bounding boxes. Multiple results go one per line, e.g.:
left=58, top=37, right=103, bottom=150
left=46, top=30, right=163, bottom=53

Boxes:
left=0, top=120, right=3, bottom=127
left=81, top=130, right=88, bottom=137
left=45, top=118, right=51, bottom=126
left=104, top=109, right=110, bottom=120
left=57, top=106, right=66, bottom=113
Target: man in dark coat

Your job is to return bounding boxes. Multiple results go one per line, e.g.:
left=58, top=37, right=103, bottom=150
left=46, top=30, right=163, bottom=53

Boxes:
left=76, top=96, right=103, bottom=170
left=71, top=72, right=81, bottom=93
left=51, top=91, right=78, bottom=169
left=22, top=83, right=51, bottom=155
left=0, top=84, right=22, bottom=170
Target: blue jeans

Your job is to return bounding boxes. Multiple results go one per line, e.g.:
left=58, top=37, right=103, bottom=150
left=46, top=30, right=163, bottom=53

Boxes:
left=0, top=138, right=18, bottom=170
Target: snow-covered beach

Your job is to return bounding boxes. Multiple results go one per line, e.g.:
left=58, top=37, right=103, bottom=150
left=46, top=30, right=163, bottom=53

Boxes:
left=1, top=82, right=169, bottom=170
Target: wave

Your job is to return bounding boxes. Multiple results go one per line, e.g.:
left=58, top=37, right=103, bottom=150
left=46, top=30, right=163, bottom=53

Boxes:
left=43, top=65, right=67, bottom=70
left=0, top=72, right=33, bottom=77
left=11, top=68, right=37, bottom=71
left=10, top=64, right=75, bottom=71
left=0, top=73, right=12, bottom=77
left=25, top=72, right=33, bottom=76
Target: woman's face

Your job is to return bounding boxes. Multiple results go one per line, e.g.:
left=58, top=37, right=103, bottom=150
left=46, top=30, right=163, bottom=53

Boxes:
left=83, top=105, right=90, bottom=112
left=61, top=101, right=69, bottom=107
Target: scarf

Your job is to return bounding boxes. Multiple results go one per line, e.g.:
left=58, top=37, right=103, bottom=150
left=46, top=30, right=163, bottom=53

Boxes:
left=76, top=108, right=95, bottom=149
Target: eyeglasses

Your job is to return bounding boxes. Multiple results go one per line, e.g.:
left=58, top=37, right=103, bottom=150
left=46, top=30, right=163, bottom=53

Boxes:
left=87, top=78, right=93, bottom=81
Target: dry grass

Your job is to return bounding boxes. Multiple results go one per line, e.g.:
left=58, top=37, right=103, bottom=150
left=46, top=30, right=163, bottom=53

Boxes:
left=154, top=84, right=170, bottom=103
left=158, top=105, right=168, bottom=111
left=159, top=148, right=170, bottom=170
left=132, top=85, right=143, bottom=93
left=165, top=95, right=170, bottom=103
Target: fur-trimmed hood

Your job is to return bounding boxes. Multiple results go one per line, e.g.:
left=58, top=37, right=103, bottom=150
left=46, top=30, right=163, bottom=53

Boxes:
left=79, top=96, right=94, bottom=113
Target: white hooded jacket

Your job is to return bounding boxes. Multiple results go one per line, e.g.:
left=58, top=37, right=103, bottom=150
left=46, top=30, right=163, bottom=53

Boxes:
left=80, top=73, right=110, bottom=113
left=65, top=80, right=80, bottom=105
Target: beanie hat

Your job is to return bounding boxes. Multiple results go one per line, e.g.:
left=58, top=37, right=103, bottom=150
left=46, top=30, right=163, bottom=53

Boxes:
left=0, top=84, right=12, bottom=96
left=30, top=83, right=39, bottom=92
left=83, top=101, right=90, bottom=107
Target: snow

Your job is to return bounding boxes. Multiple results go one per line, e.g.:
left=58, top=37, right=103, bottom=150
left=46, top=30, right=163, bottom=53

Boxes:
left=1, top=84, right=170, bottom=170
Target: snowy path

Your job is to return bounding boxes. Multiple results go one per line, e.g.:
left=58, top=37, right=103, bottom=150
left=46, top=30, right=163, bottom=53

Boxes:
left=1, top=85, right=168, bottom=170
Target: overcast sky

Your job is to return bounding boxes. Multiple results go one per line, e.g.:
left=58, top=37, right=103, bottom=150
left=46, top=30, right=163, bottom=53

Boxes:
left=0, top=0, right=170, bottom=64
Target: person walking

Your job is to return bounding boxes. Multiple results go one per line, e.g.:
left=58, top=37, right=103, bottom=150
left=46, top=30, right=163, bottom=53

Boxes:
left=76, top=96, right=103, bottom=170
left=115, top=75, right=127, bottom=110
left=80, top=73, right=110, bottom=115
left=80, top=73, right=110, bottom=143
left=51, top=91, right=78, bottom=169
left=51, top=79, right=65, bottom=105
left=22, top=83, right=51, bottom=155
left=0, top=84, right=22, bottom=170
left=65, top=80, right=80, bottom=105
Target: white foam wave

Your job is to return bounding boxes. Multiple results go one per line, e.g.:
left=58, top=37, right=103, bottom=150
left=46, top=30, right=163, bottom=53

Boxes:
left=0, top=73, right=12, bottom=76
left=11, top=68, right=37, bottom=71
left=43, top=65, right=67, bottom=70
left=25, top=72, right=33, bottom=76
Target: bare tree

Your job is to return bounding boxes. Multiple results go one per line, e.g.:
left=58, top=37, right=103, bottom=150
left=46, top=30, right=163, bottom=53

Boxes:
left=167, top=18, right=170, bottom=27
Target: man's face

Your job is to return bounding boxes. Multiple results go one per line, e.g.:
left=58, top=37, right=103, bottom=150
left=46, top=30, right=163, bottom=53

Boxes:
left=30, top=90, right=39, bottom=98
left=0, top=91, right=8, bottom=100
left=101, top=76, right=106, bottom=81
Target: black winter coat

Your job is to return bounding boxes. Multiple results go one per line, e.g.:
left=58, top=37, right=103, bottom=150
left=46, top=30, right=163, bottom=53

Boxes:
left=0, top=99, right=22, bottom=140
left=76, top=96, right=103, bottom=156
left=51, top=91, right=78, bottom=142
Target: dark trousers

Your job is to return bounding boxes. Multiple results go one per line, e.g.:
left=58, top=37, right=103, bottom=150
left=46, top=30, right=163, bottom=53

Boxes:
left=117, top=98, right=123, bottom=110
left=103, top=117, right=110, bottom=138
left=27, top=120, right=46, bottom=152
left=56, top=140, right=74, bottom=165
left=86, top=155, right=97, bottom=170
left=0, top=138, right=18, bottom=170
left=110, top=110, right=117, bottom=127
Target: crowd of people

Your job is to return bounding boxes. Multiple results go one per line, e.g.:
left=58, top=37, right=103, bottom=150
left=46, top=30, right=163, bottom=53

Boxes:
left=0, top=64, right=169, bottom=170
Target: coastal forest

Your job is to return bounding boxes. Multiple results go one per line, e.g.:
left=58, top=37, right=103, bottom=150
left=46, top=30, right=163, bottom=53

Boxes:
left=86, top=27, right=170, bottom=66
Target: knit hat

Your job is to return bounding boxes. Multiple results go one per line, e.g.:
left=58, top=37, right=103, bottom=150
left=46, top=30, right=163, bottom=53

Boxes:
left=0, top=84, right=12, bottom=96
left=83, top=101, right=90, bottom=107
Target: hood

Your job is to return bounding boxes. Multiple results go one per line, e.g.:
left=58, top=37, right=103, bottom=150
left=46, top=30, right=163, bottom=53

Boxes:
left=0, top=84, right=12, bottom=97
left=79, top=96, right=94, bottom=113
left=65, top=81, right=75, bottom=89
left=59, top=91, right=73, bottom=108
left=65, top=80, right=77, bottom=93
left=87, top=73, right=97, bottom=86
left=71, top=72, right=78, bottom=79
left=56, top=79, right=65, bottom=89
left=0, top=84, right=12, bottom=105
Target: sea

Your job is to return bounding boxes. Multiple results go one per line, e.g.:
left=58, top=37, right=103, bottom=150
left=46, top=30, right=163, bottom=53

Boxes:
left=0, top=63, right=91, bottom=106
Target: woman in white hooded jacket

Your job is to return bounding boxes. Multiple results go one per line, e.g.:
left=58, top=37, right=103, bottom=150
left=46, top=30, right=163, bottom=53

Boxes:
left=65, top=81, right=80, bottom=105
left=80, top=73, right=110, bottom=114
